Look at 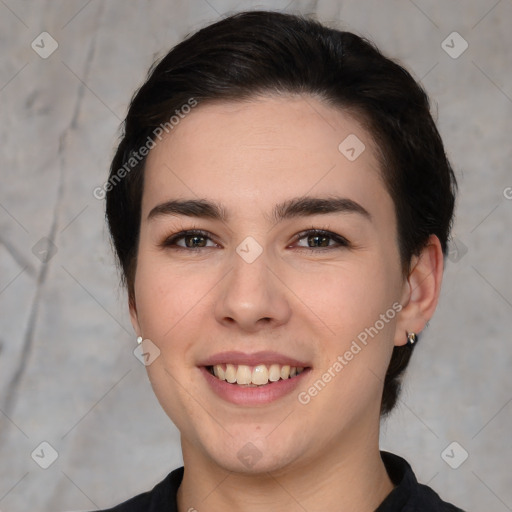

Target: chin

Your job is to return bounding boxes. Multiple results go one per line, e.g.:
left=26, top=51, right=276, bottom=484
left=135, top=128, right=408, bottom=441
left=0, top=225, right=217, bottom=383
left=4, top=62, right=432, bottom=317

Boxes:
left=210, top=448, right=299, bottom=475
left=199, top=431, right=307, bottom=476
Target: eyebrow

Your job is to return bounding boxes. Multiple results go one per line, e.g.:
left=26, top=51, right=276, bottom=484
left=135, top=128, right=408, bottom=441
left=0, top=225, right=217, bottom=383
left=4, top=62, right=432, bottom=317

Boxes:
left=147, top=195, right=371, bottom=224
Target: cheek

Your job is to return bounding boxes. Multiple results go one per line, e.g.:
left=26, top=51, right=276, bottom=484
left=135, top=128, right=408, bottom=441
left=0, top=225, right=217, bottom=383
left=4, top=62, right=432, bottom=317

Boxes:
left=304, top=256, right=399, bottom=390
left=133, top=254, right=211, bottom=341
left=133, top=258, right=212, bottom=428
left=306, top=259, right=396, bottom=333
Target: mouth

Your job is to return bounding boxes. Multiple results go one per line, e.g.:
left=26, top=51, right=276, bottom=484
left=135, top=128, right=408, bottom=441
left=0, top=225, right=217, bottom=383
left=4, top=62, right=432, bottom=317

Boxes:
left=205, top=363, right=309, bottom=387
left=198, top=351, right=312, bottom=405
left=200, top=364, right=311, bottom=406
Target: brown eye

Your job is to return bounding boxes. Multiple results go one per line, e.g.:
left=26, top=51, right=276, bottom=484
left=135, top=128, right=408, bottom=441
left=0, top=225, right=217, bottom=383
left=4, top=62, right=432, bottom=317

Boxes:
left=307, top=233, right=330, bottom=247
left=182, top=234, right=208, bottom=248
left=161, top=230, right=217, bottom=250
left=294, top=229, right=350, bottom=251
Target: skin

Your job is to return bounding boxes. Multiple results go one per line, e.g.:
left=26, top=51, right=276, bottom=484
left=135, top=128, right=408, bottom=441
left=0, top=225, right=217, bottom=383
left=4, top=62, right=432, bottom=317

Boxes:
left=129, top=94, right=444, bottom=512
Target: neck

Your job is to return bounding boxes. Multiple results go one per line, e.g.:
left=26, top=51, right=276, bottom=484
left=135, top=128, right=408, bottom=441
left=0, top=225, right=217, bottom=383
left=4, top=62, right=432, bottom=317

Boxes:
left=176, top=430, right=394, bottom=512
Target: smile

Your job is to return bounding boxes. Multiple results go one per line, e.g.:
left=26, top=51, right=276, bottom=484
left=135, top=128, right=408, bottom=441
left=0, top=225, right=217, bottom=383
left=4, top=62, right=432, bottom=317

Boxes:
left=207, top=363, right=307, bottom=386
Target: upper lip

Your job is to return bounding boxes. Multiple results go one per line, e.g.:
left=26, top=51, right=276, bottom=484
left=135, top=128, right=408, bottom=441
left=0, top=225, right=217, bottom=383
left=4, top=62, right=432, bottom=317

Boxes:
left=198, top=351, right=311, bottom=368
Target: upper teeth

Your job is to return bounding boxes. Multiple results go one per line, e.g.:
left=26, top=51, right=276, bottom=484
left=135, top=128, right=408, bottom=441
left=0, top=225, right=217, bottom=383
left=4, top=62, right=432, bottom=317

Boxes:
left=212, top=364, right=305, bottom=386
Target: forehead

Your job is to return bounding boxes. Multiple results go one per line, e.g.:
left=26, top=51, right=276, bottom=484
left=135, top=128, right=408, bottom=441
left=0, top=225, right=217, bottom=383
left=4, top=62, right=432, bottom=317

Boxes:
left=142, top=95, right=389, bottom=221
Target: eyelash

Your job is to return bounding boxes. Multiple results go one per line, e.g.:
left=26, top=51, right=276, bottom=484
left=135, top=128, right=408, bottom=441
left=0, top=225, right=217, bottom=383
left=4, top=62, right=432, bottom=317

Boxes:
left=160, top=227, right=351, bottom=252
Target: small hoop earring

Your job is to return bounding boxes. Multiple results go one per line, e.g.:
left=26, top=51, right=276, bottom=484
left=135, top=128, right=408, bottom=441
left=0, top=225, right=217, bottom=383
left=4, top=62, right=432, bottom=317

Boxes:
left=406, top=332, right=417, bottom=346
left=137, top=336, right=143, bottom=344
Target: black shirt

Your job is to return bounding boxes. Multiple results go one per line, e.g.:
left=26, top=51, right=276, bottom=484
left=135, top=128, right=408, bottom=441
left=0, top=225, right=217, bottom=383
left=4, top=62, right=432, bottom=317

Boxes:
left=95, top=451, right=465, bottom=511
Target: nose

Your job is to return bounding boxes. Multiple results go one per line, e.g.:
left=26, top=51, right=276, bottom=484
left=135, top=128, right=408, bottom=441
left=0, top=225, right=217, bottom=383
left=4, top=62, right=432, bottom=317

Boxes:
left=214, top=244, right=292, bottom=333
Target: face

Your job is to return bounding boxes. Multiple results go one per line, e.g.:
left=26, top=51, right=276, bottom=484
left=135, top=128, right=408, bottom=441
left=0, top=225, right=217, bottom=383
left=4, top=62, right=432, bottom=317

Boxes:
left=130, top=95, right=408, bottom=475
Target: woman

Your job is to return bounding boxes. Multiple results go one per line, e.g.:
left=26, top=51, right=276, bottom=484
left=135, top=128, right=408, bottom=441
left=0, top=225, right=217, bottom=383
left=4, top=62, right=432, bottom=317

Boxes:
left=98, top=10, right=464, bottom=512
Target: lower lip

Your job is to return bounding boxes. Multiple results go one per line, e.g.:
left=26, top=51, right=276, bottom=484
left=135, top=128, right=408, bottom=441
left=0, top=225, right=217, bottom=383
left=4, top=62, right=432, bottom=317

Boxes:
left=199, top=366, right=311, bottom=406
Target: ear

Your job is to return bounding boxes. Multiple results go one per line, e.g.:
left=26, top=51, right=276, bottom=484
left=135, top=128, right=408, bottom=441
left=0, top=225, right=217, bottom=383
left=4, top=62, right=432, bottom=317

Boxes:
left=129, top=293, right=142, bottom=338
left=394, top=234, right=445, bottom=346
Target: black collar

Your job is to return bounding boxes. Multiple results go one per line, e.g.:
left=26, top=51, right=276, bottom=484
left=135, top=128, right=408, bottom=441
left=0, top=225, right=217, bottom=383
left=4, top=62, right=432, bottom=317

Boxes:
left=99, top=450, right=464, bottom=511
left=376, top=451, right=465, bottom=511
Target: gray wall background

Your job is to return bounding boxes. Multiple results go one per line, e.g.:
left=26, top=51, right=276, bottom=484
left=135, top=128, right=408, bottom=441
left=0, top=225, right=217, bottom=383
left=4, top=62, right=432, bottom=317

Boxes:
left=0, top=1, right=511, bottom=511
